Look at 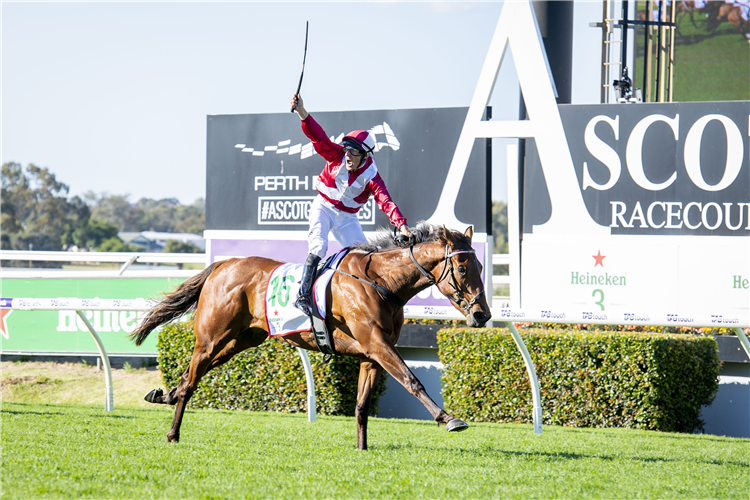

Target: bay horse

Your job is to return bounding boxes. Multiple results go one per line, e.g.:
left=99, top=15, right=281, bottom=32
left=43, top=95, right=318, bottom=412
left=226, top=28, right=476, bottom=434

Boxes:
left=130, top=222, right=491, bottom=450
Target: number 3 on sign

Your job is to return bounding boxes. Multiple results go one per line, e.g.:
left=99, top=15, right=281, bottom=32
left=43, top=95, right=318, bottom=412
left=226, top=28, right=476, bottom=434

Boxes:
left=592, top=289, right=605, bottom=311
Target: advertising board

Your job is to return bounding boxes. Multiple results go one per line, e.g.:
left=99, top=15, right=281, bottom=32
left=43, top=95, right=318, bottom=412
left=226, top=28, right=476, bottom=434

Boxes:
left=521, top=102, right=750, bottom=325
left=0, top=278, right=185, bottom=354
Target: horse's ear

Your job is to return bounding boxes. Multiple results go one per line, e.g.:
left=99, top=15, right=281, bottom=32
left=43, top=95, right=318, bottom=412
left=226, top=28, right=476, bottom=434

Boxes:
left=442, top=224, right=452, bottom=243
left=464, top=225, right=474, bottom=243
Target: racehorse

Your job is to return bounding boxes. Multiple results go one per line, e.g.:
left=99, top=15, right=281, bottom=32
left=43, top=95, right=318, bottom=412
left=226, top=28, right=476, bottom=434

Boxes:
left=130, top=222, right=491, bottom=450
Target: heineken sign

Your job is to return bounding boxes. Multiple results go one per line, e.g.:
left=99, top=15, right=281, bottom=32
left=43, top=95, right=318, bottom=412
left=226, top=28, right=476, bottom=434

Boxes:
left=521, top=101, right=749, bottom=322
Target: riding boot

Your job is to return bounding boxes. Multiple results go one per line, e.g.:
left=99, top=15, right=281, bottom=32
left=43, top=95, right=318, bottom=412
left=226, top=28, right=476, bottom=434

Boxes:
left=294, top=253, right=321, bottom=316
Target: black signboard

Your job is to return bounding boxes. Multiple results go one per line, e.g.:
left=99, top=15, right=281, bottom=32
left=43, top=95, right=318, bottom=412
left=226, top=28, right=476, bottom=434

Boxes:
left=206, top=107, right=488, bottom=233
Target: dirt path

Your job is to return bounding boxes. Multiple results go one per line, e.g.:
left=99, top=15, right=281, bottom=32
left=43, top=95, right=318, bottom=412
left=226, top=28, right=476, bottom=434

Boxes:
left=1, top=361, right=164, bottom=408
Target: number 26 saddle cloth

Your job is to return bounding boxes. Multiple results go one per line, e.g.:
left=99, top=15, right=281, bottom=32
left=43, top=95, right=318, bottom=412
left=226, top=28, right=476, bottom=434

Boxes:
left=264, top=249, right=348, bottom=337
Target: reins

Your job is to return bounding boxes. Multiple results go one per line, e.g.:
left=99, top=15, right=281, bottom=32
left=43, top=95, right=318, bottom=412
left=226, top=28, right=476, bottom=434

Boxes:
left=333, top=264, right=406, bottom=308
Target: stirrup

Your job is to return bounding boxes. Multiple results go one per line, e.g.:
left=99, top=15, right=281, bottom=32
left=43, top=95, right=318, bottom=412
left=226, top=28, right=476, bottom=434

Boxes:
left=315, top=353, right=333, bottom=367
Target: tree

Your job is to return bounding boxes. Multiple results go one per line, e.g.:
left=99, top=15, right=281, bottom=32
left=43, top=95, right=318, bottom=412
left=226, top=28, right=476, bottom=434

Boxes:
left=97, top=237, right=136, bottom=252
left=1, top=162, right=90, bottom=251
left=492, top=200, right=508, bottom=254
left=85, top=218, right=120, bottom=249
left=162, top=240, right=202, bottom=254
left=84, top=192, right=144, bottom=232
left=86, top=193, right=205, bottom=235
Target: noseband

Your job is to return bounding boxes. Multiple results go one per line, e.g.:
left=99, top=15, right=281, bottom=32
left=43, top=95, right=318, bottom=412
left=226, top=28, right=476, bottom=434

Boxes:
left=409, top=244, right=486, bottom=315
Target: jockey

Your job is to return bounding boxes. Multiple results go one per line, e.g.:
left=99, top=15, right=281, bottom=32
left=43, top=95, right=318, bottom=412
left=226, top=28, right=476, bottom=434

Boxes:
left=290, top=94, right=412, bottom=315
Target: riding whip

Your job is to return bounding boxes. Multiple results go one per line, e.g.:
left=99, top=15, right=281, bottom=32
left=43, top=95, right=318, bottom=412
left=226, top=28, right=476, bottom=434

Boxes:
left=291, top=21, right=309, bottom=112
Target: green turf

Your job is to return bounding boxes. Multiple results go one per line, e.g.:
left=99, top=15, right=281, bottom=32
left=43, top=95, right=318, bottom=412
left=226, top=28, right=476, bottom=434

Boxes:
left=634, top=9, right=750, bottom=102
left=2, top=402, right=748, bottom=499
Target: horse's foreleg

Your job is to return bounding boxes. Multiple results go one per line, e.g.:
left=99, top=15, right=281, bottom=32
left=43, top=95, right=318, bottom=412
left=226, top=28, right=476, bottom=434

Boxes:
left=360, top=332, right=466, bottom=431
left=355, top=360, right=383, bottom=451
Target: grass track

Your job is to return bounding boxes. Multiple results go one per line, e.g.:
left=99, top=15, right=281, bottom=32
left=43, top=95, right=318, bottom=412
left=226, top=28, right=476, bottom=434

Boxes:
left=2, top=402, right=749, bottom=499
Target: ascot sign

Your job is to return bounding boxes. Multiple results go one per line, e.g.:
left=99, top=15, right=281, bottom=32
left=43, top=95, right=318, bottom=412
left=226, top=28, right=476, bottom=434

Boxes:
left=430, top=0, right=749, bottom=324
left=428, top=0, right=605, bottom=236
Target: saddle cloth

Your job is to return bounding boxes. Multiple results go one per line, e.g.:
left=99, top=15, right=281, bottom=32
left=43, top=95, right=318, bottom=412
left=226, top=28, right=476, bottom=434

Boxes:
left=264, top=249, right=348, bottom=337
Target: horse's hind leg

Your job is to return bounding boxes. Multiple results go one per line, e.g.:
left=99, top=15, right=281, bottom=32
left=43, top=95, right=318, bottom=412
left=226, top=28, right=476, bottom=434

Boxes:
left=146, top=328, right=268, bottom=406
left=355, top=360, right=383, bottom=451
left=165, top=337, right=216, bottom=443
left=165, top=326, right=268, bottom=443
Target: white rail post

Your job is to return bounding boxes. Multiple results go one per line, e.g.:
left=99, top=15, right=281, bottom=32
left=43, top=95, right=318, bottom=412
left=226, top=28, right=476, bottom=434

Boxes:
left=75, top=311, right=114, bottom=411
left=296, top=348, right=317, bottom=422
left=505, top=321, right=542, bottom=434
left=735, top=328, right=750, bottom=361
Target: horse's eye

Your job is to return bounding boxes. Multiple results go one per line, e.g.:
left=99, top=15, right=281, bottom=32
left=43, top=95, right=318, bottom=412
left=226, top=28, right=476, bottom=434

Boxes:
left=458, top=265, right=466, bottom=275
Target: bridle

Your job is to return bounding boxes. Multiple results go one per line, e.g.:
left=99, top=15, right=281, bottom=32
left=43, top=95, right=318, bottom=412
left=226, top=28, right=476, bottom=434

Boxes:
left=333, top=239, right=486, bottom=314
left=409, top=243, right=486, bottom=315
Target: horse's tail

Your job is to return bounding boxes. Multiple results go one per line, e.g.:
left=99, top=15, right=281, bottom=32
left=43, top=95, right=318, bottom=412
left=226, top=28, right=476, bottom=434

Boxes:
left=129, top=261, right=225, bottom=346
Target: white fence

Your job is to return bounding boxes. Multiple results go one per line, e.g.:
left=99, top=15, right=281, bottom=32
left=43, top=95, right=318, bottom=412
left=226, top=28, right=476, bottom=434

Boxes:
left=4, top=249, right=749, bottom=434
left=0, top=250, right=206, bottom=278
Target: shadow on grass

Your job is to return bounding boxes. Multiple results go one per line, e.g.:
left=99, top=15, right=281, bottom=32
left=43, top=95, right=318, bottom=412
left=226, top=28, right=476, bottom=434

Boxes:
left=372, top=441, right=750, bottom=469
left=566, top=427, right=741, bottom=444
left=1, top=409, right=65, bottom=417
left=87, top=414, right=135, bottom=419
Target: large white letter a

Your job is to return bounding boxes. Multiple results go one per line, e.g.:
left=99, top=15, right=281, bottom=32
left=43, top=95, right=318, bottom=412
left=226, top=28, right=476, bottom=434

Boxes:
left=427, top=0, right=608, bottom=236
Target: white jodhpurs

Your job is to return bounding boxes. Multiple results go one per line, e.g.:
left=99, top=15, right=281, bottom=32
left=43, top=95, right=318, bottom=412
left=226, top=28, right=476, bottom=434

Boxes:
left=307, top=196, right=368, bottom=258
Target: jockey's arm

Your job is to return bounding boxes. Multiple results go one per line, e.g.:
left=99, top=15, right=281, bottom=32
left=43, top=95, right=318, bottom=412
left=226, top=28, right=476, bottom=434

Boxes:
left=301, top=116, right=341, bottom=162
left=369, top=173, right=409, bottom=234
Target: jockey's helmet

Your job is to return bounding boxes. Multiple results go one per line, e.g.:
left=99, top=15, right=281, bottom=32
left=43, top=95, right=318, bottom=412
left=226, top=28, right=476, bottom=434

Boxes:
left=342, top=130, right=375, bottom=155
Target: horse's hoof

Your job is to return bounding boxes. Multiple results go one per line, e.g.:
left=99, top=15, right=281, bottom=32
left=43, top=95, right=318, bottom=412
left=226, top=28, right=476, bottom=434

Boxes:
left=144, top=388, right=163, bottom=404
left=446, top=418, right=469, bottom=432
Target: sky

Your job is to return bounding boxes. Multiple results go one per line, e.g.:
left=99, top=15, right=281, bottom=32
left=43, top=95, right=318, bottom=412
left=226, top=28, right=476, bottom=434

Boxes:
left=2, top=1, right=604, bottom=205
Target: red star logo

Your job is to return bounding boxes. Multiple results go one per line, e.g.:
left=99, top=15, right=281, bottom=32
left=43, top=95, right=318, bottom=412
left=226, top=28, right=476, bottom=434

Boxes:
left=274, top=310, right=279, bottom=316
left=593, top=250, right=606, bottom=268
left=0, top=309, right=12, bottom=339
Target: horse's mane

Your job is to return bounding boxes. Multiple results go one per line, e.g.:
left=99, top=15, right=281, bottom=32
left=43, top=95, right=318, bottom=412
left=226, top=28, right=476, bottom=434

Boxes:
left=351, top=221, right=453, bottom=253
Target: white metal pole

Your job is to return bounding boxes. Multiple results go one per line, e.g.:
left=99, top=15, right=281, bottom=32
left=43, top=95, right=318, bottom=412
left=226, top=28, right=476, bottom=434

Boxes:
left=506, top=143, right=521, bottom=309
left=505, top=320, right=542, bottom=434
left=735, top=328, right=750, bottom=361
left=296, top=348, right=317, bottom=422
left=486, top=235, right=494, bottom=324
left=75, top=311, right=114, bottom=411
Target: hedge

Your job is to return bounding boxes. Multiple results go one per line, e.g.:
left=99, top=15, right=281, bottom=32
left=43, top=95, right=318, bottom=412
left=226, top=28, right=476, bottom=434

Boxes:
left=157, top=321, right=387, bottom=416
left=438, top=328, right=720, bottom=433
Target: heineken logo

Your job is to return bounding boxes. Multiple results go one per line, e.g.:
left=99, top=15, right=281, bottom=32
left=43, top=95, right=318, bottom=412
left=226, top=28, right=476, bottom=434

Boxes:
left=571, top=251, right=627, bottom=287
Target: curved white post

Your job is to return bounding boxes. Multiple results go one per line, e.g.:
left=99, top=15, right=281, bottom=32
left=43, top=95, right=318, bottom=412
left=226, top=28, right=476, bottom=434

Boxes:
left=75, top=311, right=114, bottom=411
left=505, top=321, right=542, bottom=434
left=735, top=328, right=750, bottom=361
left=296, top=348, right=317, bottom=422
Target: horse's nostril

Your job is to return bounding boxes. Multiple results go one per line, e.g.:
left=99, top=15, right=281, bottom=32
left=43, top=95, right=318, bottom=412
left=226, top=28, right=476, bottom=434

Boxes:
left=473, top=310, right=489, bottom=325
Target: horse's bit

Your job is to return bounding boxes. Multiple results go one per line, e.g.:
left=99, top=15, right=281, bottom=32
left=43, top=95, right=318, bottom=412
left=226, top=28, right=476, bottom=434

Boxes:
left=409, top=244, right=486, bottom=315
